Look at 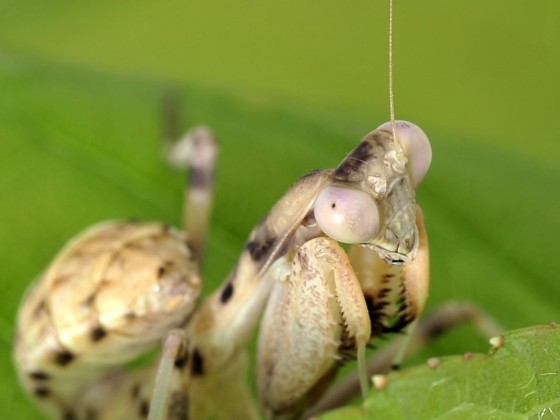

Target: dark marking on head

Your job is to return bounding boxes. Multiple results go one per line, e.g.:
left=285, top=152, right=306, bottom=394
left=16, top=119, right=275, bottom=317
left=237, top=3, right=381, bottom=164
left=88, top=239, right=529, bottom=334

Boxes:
left=246, top=237, right=275, bottom=261
left=190, top=348, right=204, bottom=376
left=220, top=282, right=234, bottom=303
left=139, top=400, right=150, bottom=418
left=90, top=326, right=107, bottom=342
left=29, top=371, right=51, bottom=381
left=34, top=386, right=51, bottom=398
left=54, top=350, right=75, bottom=366
left=334, top=140, right=374, bottom=180
left=391, top=364, right=401, bottom=371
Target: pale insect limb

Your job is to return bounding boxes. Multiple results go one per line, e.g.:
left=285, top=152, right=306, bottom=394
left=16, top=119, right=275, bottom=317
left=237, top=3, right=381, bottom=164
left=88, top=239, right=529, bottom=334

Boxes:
left=305, top=301, right=505, bottom=417
left=257, top=237, right=371, bottom=418
left=148, top=329, right=185, bottom=420
left=390, top=205, right=430, bottom=369
left=161, top=89, right=218, bottom=261
left=165, top=125, right=218, bottom=261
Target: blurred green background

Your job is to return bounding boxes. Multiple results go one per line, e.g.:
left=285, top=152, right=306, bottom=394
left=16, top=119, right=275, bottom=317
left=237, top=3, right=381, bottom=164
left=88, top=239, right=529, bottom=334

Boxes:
left=1, top=1, right=559, bottom=417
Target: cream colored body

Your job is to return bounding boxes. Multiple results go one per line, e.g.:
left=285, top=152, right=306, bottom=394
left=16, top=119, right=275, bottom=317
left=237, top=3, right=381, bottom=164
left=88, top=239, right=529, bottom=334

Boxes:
left=14, top=122, right=431, bottom=419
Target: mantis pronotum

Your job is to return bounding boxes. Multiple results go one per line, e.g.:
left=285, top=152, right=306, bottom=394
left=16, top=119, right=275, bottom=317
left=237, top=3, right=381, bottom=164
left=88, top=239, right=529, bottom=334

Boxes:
left=13, top=115, right=432, bottom=419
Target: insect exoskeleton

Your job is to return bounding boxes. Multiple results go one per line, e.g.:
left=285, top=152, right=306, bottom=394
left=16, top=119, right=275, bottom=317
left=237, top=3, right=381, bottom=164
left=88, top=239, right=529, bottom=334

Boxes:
left=13, top=220, right=201, bottom=419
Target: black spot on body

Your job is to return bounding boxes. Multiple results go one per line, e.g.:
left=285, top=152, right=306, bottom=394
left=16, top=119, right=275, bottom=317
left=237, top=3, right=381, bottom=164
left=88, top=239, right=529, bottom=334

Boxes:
left=34, top=386, right=51, bottom=398
left=29, top=371, right=51, bottom=381
left=220, top=282, right=234, bottom=303
left=189, top=166, right=213, bottom=190
left=190, top=348, right=204, bottom=376
left=139, top=400, right=150, bottom=418
left=174, top=347, right=189, bottom=369
left=90, top=326, right=107, bottom=342
left=246, top=237, right=275, bottom=261
left=54, top=350, right=75, bottom=366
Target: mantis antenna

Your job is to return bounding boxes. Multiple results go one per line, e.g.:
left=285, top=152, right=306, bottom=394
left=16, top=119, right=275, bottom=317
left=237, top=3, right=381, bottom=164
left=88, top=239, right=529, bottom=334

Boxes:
left=388, top=0, right=403, bottom=156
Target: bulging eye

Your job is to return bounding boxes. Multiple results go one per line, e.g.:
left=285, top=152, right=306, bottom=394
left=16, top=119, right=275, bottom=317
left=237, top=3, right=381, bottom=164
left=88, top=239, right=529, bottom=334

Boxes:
left=314, top=186, right=380, bottom=244
left=377, top=121, right=432, bottom=187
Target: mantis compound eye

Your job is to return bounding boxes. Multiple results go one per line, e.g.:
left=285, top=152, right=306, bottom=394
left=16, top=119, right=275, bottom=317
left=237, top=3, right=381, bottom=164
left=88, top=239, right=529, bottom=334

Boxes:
left=314, top=186, right=380, bottom=244
left=377, top=121, right=432, bottom=188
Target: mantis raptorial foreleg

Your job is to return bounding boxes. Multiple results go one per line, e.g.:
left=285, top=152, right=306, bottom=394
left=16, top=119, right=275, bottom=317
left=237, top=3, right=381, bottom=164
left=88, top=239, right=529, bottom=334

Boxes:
left=257, top=206, right=430, bottom=418
left=258, top=236, right=372, bottom=417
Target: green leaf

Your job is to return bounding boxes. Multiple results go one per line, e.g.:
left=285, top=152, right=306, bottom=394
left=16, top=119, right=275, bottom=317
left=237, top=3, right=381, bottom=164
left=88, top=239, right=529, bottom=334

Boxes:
left=321, top=324, right=560, bottom=419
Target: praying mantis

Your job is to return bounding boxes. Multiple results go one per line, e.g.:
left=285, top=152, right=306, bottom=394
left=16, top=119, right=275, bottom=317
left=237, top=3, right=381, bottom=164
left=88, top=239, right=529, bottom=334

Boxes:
left=13, top=112, right=433, bottom=418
